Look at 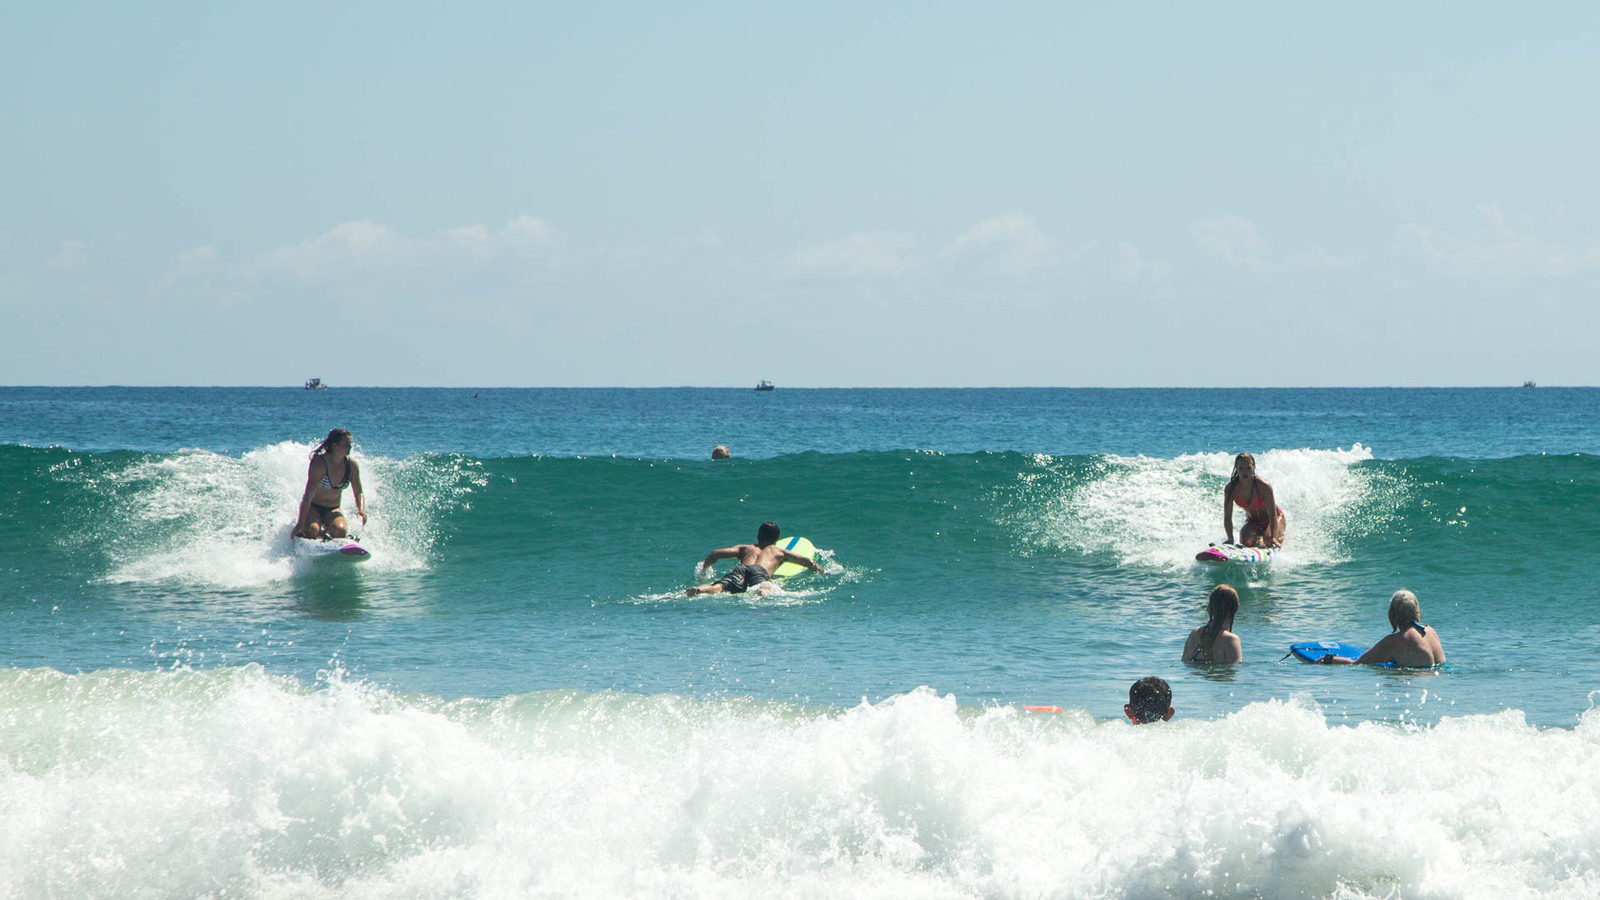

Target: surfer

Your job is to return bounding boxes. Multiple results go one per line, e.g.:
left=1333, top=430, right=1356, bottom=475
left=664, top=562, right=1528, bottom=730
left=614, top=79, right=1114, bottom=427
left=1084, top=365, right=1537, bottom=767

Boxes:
left=1182, top=584, right=1242, bottom=665
left=293, top=428, right=367, bottom=540
left=1223, top=452, right=1286, bottom=548
left=686, top=521, right=825, bottom=596
left=1319, top=590, right=1446, bottom=667
left=1124, top=676, right=1175, bottom=724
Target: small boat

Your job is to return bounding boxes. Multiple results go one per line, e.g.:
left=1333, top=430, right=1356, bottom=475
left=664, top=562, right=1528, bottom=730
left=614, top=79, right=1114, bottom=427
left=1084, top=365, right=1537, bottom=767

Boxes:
left=1523, top=380, right=1537, bottom=389
left=755, top=380, right=775, bottom=392
left=305, top=377, right=327, bottom=390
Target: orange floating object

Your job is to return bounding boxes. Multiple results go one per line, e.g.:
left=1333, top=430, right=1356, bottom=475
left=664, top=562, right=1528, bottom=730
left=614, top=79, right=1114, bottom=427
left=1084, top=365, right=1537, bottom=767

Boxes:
left=1023, top=705, right=1063, bottom=713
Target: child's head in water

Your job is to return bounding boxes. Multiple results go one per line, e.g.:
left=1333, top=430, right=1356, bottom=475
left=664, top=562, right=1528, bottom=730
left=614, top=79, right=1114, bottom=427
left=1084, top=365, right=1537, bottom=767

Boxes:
left=1125, top=676, right=1174, bottom=724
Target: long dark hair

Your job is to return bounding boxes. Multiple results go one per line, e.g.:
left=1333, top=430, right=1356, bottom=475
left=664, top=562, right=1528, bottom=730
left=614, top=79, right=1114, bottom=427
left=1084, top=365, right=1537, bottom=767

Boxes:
left=311, top=428, right=352, bottom=458
left=1201, top=584, right=1239, bottom=642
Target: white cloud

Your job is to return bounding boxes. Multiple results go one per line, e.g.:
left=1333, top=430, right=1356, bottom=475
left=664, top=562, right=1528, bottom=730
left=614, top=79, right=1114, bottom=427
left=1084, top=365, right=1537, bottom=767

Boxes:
left=945, top=214, right=1055, bottom=278
left=47, top=240, right=89, bottom=273
left=233, top=216, right=558, bottom=282
left=1109, top=242, right=1174, bottom=283
left=1396, top=203, right=1600, bottom=278
left=1192, top=215, right=1359, bottom=274
left=783, top=215, right=1173, bottom=288
left=780, top=232, right=916, bottom=278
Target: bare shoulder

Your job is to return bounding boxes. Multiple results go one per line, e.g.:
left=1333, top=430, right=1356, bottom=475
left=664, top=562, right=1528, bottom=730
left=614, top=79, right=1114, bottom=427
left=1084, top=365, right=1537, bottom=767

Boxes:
left=1181, top=627, right=1202, bottom=656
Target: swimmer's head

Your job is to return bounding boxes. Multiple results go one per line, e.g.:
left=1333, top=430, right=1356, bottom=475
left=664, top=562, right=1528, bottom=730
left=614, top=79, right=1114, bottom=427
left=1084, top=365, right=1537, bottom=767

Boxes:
left=1388, top=589, right=1421, bottom=631
left=756, top=521, right=780, bottom=546
left=313, top=428, right=353, bottom=457
left=1231, top=453, right=1257, bottom=480
left=1125, top=676, right=1174, bottom=724
left=1208, top=584, right=1240, bottom=626
left=711, top=445, right=730, bottom=460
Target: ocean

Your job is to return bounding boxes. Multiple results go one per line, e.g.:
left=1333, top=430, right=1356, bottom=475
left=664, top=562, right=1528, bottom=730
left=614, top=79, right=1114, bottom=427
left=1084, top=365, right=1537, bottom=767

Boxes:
left=2, top=386, right=1598, bottom=898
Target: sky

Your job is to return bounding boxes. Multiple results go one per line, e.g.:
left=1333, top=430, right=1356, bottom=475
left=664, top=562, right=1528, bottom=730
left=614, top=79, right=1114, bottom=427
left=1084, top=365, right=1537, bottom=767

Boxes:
left=3, top=2, right=1598, bottom=387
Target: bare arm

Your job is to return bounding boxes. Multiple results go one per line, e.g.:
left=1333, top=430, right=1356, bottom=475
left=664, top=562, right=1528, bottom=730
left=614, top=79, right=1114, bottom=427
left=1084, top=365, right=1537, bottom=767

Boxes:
left=1260, top=481, right=1280, bottom=546
left=700, top=546, right=745, bottom=572
left=1321, top=634, right=1396, bottom=666
left=1223, top=484, right=1236, bottom=543
left=294, top=461, right=319, bottom=536
left=781, top=549, right=826, bottom=574
left=348, top=459, right=367, bottom=525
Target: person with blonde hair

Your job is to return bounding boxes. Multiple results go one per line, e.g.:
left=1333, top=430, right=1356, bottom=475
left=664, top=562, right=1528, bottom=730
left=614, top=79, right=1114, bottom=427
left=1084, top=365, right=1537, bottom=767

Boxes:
left=1320, top=589, right=1446, bottom=667
left=1183, top=584, right=1242, bottom=664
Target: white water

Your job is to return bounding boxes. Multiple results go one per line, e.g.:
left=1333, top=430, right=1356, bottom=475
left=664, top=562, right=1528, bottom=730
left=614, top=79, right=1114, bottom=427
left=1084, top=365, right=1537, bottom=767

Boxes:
left=89, top=442, right=449, bottom=587
left=1015, top=445, right=1399, bottom=570
left=2, top=666, right=1597, bottom=899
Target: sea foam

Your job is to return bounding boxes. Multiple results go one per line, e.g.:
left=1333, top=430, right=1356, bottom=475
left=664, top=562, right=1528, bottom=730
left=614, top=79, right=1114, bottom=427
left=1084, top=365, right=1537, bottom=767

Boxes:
left=1015, top=445, right=1393, bottom=570
left=2, top=666, right=1597, bottom=899
left=87, top=442, right=447, bottom=588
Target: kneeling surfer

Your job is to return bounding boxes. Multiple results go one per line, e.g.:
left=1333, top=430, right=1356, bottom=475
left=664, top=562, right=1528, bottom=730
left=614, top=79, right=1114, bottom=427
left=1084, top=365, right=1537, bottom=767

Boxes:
left=686, top=521, right=825, bottom=596
left=294, top=428, right=366, bottom=540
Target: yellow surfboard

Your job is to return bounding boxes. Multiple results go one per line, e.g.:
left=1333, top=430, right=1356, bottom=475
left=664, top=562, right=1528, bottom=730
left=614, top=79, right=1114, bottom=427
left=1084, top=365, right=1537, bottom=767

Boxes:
left=770, top=536, right=817, bottom=578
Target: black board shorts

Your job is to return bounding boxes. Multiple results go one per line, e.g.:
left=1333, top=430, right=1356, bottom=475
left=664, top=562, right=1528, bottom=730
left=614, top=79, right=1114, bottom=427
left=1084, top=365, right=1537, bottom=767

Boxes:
left=717, top=563, right=770, bottom=594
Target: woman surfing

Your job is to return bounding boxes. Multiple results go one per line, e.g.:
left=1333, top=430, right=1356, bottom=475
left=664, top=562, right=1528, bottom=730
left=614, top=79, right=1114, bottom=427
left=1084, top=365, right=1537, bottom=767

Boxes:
left=293, top=428, right=367, bottom=540
left=1222, top=452, right=1285, bottom=548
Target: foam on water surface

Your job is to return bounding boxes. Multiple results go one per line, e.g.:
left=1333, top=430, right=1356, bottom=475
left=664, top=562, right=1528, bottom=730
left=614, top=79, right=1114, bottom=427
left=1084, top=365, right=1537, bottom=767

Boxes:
left=2, top=667, right=1598, bottom=899
left=77, top=442, right=452, bottom=587
left=1009, top=445, right=1392, bottom=570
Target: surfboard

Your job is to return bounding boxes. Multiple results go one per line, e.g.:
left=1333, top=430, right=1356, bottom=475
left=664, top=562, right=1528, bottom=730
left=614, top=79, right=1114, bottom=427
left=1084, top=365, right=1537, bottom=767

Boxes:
left=1288, top=641, right=1365, bottom=663
left=770, top=536, right=817, bottom=578
left=1195, top=543, right=1277, bottom=564
left=294, top=537, right=371, bottom=561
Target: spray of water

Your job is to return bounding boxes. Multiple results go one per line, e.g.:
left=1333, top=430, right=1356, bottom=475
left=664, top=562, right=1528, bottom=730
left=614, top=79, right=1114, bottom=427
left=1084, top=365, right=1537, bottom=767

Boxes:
left=1006, top=446, right=1397, bottom=569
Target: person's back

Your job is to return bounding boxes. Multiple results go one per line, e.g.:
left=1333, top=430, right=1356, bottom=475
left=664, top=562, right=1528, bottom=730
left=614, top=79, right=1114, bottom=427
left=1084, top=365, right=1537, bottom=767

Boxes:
left=1182, top=584, right=1242, bottom=665
left=686, top=521, right=824, bottom=596
left=1364, top=622, right=1445, bottom=667
left=1183, top=624, right=1242, bottom=665
left=1324, top=589, right=1445, bottom=668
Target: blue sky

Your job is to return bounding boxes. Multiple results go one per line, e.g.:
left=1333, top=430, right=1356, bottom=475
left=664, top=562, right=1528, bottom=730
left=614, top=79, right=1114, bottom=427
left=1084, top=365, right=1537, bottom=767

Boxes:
left=4, top=2, right=1598, bottom=386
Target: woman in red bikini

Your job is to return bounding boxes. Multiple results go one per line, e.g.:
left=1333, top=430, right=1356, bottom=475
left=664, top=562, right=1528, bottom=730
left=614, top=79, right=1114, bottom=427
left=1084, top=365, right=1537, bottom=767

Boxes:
left=1223, top=452, right=1285, bottom=548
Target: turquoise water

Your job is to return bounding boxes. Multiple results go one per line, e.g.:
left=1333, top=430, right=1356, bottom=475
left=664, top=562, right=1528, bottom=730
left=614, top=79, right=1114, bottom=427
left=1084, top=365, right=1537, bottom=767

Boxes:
left=3, top=387, right=1599, bottom=898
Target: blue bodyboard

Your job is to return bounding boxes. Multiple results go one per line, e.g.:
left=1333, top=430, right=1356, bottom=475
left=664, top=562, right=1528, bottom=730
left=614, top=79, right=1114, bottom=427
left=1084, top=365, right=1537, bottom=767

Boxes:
left=1289, top=641, right=1365, bottom=663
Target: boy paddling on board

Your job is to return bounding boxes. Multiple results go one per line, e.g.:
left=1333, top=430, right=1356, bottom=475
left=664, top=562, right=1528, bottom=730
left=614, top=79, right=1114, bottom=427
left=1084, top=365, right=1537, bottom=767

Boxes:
left=686, top=521, right=825, bottom=596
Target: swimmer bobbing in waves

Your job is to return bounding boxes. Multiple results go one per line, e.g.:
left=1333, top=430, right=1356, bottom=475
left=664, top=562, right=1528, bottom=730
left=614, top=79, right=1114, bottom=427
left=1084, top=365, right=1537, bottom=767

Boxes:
left=1319, top=589, right=1446, bottom=667
left=686, top=521, right=825, bottom=596
left=1223, top=452, right=1286, bottom=548
left=294, top=428, right=367, bottom=540
left=1182, top=584, right=1242, bottom=665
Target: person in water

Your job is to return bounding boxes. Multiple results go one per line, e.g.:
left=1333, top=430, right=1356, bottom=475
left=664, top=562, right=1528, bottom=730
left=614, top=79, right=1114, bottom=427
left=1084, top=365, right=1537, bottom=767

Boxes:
left=1183, top=584, right=1242, bottom=665
left=686, top=521, right=825, bottom=596
left=293, top=428, right=367, bottom=540
left=1125, top=676, right=1175, bottom=724
left=1223, top=452, right=1286, bottom=548
left=1320, top=589, right=1446, bottom=667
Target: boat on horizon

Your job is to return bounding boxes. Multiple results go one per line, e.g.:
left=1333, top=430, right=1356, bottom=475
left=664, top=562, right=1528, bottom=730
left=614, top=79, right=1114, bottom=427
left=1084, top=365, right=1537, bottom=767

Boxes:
left=755, top=380, right=775, bottom=392
left=305, top=377, right=327, bottom=390
left=1523, top=380, right=1537, bottom=389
